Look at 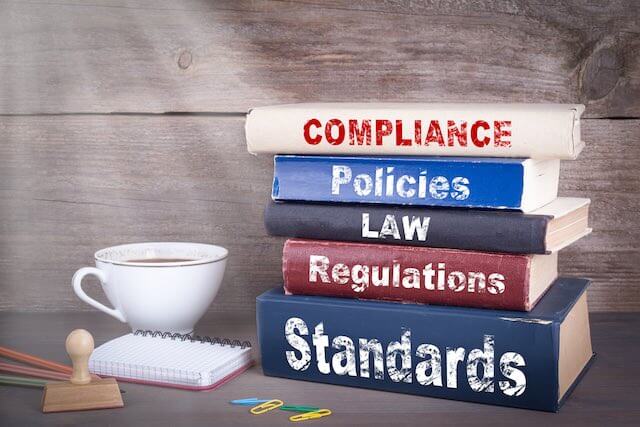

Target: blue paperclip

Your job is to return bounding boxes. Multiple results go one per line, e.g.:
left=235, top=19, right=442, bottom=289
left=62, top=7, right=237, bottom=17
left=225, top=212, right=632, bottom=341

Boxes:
left=230, top=398, right=270, bottom=406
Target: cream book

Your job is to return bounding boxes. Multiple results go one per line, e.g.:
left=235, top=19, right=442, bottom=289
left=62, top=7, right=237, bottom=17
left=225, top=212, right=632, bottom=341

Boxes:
left=246, top=103, right=585, bottom=159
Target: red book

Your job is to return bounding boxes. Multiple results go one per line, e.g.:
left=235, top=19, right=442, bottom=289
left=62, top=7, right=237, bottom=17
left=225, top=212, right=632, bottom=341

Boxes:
left=282, top=239, right=558, bottom=311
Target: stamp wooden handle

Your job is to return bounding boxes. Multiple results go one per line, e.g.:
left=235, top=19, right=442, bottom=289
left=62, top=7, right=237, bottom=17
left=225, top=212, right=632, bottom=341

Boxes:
left=65, top=329, right=94, bottom=385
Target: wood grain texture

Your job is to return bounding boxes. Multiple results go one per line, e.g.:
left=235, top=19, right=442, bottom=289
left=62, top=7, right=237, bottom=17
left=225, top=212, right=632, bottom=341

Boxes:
left=559, top=119, right=640, bottom=311
left=0, top=0, right=638, bottom=117
left=1, top=311, right=639, bottom=425
left=0, top=115, right=638, bottom=312
left=42, top=378, right=124, bottom=413
left=0, top=115, right=280, bottom=313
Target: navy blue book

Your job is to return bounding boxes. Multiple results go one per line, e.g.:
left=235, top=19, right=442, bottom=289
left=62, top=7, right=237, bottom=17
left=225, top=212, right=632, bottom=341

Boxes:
left=257, top=277, right=594, bottom=412
left=272, top=155, right=560, bottom=212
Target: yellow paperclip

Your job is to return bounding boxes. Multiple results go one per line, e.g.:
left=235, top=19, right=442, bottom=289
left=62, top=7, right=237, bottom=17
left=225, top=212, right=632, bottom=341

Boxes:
left=289, top=409, right=332, bottom=422
left=250, top=399, right=284, bottom=415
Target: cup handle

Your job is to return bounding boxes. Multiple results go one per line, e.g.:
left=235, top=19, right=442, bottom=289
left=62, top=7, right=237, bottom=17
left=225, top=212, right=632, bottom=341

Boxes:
left=72, top=267, right=126, bottom=323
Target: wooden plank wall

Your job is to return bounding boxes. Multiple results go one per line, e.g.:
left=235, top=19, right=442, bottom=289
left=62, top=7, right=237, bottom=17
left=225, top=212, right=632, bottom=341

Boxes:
left=1, top=0, right=638, bottom=312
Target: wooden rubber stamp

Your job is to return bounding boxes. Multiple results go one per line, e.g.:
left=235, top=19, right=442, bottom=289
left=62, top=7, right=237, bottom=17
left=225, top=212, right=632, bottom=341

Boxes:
left=41, top=329, right=124, bottom=413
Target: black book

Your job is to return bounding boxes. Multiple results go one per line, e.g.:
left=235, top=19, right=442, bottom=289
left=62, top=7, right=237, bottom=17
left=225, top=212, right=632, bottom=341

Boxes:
left=264, top=198, right=590, bottom=254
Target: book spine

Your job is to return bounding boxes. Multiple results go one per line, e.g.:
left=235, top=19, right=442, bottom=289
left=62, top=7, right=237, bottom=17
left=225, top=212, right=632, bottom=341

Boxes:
left=265, top=201, right=549, bottom=254
left=272, top=155, right=526, bottom=209
left=246, top=104, right=583, bottom=159
left=256, top=290, right=560, bottom=411
left=282, top=239, right=532, bottom=311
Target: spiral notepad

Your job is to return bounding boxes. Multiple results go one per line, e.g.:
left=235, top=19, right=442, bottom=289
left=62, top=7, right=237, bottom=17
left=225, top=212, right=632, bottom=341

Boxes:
left=88, top=330, right=253, bottom=390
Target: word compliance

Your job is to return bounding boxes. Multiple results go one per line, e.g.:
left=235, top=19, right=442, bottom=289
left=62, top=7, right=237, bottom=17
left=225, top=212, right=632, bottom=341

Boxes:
left=304, top=119, right=512, bottom=149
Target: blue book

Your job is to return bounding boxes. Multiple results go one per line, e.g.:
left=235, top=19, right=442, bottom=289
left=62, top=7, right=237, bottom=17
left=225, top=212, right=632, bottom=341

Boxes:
left=272, top=155, right=560, bottom=212
left=257, top=277, right=594, bottom=412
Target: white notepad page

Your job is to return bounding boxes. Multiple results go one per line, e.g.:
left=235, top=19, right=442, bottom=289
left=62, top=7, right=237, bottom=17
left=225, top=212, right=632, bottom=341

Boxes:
left=89, top=333, right=252, bottom=387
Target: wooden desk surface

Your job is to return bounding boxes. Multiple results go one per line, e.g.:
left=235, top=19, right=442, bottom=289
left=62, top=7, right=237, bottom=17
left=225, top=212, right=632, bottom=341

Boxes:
left=1, top=311, right=639, bottom=426
left=1, top=1, right=640, bottom=315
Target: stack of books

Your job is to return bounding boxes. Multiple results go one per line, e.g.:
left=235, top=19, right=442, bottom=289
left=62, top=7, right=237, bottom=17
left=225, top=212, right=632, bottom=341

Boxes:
left=247, top=103, right=594, bottom=412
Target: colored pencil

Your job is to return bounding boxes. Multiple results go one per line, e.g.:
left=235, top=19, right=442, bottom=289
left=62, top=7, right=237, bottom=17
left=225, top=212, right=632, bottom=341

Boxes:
left=0, top=374, right=47, bottom=388
left=0, top=362, right=70, bottom=381
left=0, top=346, right=73, bottom=375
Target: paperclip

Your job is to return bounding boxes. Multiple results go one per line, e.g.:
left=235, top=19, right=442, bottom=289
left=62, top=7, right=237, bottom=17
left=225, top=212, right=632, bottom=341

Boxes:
left=289, top=409, right=332, bottom=422
left=250, top=399, right=284, bottom=415
left=280, top=405, right=321, bottom=413
left=231, top=398, right=270, bottom=406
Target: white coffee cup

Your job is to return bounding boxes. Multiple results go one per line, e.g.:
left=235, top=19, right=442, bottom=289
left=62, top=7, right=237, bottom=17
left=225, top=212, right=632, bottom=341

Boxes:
left=72, top=242, right=228, bottom=334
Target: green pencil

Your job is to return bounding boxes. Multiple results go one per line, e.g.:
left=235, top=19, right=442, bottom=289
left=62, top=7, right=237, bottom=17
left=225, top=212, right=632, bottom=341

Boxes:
left=0, top=374, right=47, bottom=388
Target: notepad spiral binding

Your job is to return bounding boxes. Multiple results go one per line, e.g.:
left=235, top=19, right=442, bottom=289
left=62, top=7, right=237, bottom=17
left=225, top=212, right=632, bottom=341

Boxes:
left=133, top=330, right=252, bottom=349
